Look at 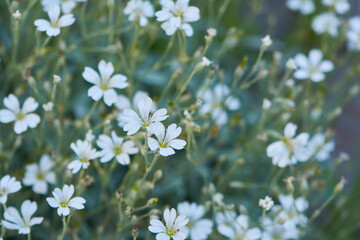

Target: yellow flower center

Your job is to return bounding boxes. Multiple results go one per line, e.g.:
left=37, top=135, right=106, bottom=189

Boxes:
left=36, top=172, right=45, bottom=180
left=16, top=112, right=25, bottom=120
left=165, top=226, right=177, bottom=236
left=60, top=201, right=68, bottom=208
left=113, top=147, right=122, bottom=155
left=174, top=10, right=183, bottom=18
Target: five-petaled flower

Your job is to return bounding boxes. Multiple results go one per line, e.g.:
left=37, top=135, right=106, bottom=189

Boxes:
left=0, top=94, right=41, bottom=134
left=82, top=60, right=128, bottom=106
left=68, top=140, right=100, bottom=174
left=148, top=123, right=187, bottom=157
left=34, top=4, right=75, bottom=37
left=46, top=184, right=86, bottom=216
left=124, top=0, right=154, bottom=26
left=0, top=175, right=22, bottom=204
left=1, top=200, right=43, bottom=235
left=148, top=208, right=189, bottom=240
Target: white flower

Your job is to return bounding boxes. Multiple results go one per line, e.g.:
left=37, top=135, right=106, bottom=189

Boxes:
left=0, top=175, right=21, bottom=204
left=199, top=84, right=241, bottom=126
left=119, top=96, right=168, bottom=135
left=266, top=123, right=311, bottom=168
left=322, top=0, right=350, bottom=14
left=200, top=57, right=212, bottom=67
left=308, top=133, right=335, bottom=161
left=218, top=214, right=261, bottom=240
left=259, top=196, right=274, bottom=211
left=82, top=60, right=128, bottom=106
left=347, top=16, right=360, bottom=51
left=97, top=131, right=138, bottom=165
left=215, top=211, right=237, bottom=236
left=312, top=12, right=341, bottom=37
left=205, top=28, right=217, bottom=40
left=68, top=140, right=99, bottom=174
left=147, top=123, right=186, bottom=156
left=41, top=0, right=86, bottom=14
left=262, top=99, right=272, bottom=110
left=124, top=0, right=154, bottom=26
left=0, top=94, right=40, bottom=134
left=85, top=129, right=95, bottom=142
left=261, top=35, right=272, bottom=47
left=277, top=195, right=309, bottom=227
left=286, top=58, right=297, bottom=70
left=23, top=155, right=56, bottom=195
left=155, top=0, right=200, bottom=37
left=177, top=202, right=213, bottom=240
left=262, top=216, right=300, bottom=240
left=13, top=10, right=21, bottom=20
left=46, top=184, right=86, bottom=216
left=42, top=102, right=54, bottom=112
left=148, top=208, right=189, bottom=240
left=286, top=0, right=315, bottom=15
left=34, top=5, right=75, bottom=37
left=53, top=74, right=62, bottom=83
left=1, top=200, right=43, bottom=235
left=293, top=49, right=334, bottom=82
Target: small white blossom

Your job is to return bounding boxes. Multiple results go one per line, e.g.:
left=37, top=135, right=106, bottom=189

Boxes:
left=82, top=60, right=128, bottom=106
left=155, top=0, right=200, bottom=37
left=177, top=202, right=213, bottom=240
left=200, top=57, right=212, bottom=67
left=42, top=102, right=54, bottom=112
left=261, top=35, right=272, bottom=47
left=13, top=10, right=21, bottom=20
left=23, top=155, right=55, bottom=195
left=259, top=196, right=274, bottom=211
left=41, top=0, right=86, bottom=14
left=68, top=140, right=99, bottom=174
left=262, top=99, right=272, bottom=110
left=266, top=123, right=312, bottom=168
left=0, top=94, right=41, bottom=134
left=347, top=16, right=360, bottom=51
left=207, top=28, right=217, bottom=37
left=148, top=208, right=189, bottom=240
left=199, top=84, right=241, bottom=126
left=286, top=0, right=315, bottom=15
left=308, top=133, right=335, bottom=162
left=53, top=74, right=62, bottom=83
left=217, top=214, right=261, bottom=240
left=312, top=12, right=341, bottom=37
left=148, top=123, right=186, bottom=156
left=277, top=195, right=309, bottom=227
left=97, top=131, right=138, bottom=165
left=0, top=175, right=21, bottom=204
left=34, top=5, right=75, bottom=37
left=1, top=200, right=43, bottom=235
left=322, top=0, right=350, bottom=14
left=124, top=0, right=154, bottom=26
left=286, top=58, right=297, bottom=70
left=119, top=96, right=168, bottom=135
left=46, top=184, right=86, bottom=216
left=85, top=130, right=95, bottom=142
left=293, top=49, right=334, bottom=82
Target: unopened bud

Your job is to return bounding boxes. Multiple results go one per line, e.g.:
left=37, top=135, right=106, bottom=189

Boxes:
left=146, top=198, right=158, bottom=207
left=283, top=176, right=295, bottom=195
left=334, top=177, right=346, bottom=194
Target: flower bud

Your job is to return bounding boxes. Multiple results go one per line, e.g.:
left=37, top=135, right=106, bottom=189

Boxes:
left=334, top=177, right=346, bottom=194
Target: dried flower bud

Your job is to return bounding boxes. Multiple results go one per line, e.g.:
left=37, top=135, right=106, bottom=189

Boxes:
left=131, top=227, right=139, bottom=238
left=124, top=207, right=133, bottom=217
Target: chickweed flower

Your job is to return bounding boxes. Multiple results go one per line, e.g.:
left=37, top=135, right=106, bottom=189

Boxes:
left=308, top=133, right=335, bottom=162
left=41, top=0, right=86, bottom=14
left=23, top=155, right=56, bottom=195
left=148, top=123, right=186, bottom=156
left=217, top=214, right=261, bottom=240
left=286, top=0, right=315, bottom=15
left=293, top=49, right=334, bottom=82
left=97, top=131, right=138, bottom=165
left=0, top=175, right=21, bottom=204
left=42, top=102, right=54, bottom=112
left=1, top=200, right=43, bottom=235
left=259, top=196, right=274, bottom=211
left=261, top=34, right=272, bottom=48
left=13, top=10, right=21, bottom=20
left=82, top=60, right=128, bottom=106
left=148, top=208, right=189, bottom=240
left=119, top=96, right=168, bottom=135
left=34, top=4, right=75, bottom=37
left=346, top=16, right=360, bottom=51
left=266, top=123, right=311, bottom=168
left=124, top=0, right=154, bottom=26
left=0, top=94, right=40, bottom=134
left=155, top=0, right=200, bottom=37
left=46, top=184, right=86, bottom=216
left=322, top=0, right=350, bottom=14
left=286, top=58, right=297, bottom=70
left=312, top=12, right=341, bottom=37
left=177, top=202, right=213, bottom=240
left=68, top=140, right=99, bottom=174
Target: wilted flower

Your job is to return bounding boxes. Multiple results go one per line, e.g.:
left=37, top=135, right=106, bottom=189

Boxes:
left=148, top=123, right=186, bottom=156
left=293, top=49, right=334, bottom=82
left=148, top=208, right=189, bottom=240
left=0, top=94, right=41, bottom=134
left=23, top=155, right=56, bottom=195
left=82, top=60, right=128, bottom=106
left=46, top=184, right=86, bottom=216
left=124, top=0, right=154, bottom=26
left=177, top=202, right=213, bottom=240
left=68, top=140, right=99, bottom=174
left=0, top=175, right=21, bottom=204
left=34, top=5, right=75, bottom=37
left=1, top=200, right=43, bottom=234
left=312, top=12, right=341, bottom=37
left=97, top=131, right=138, bottom=165
left=155, top=0, right=200, bottom=37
